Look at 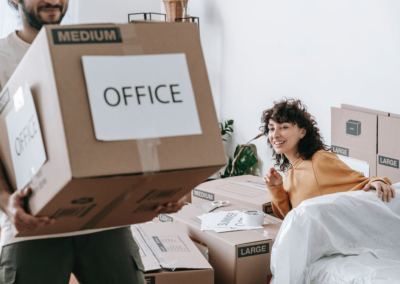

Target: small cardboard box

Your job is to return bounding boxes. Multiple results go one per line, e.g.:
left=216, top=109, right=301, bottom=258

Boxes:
left=377, top=114, right=400, bottom=183
left=331, top=104, right=389, bottom=177
left=0, top=22, right=226, bottom=237
left=191, top=175, right=273, bottom=215
left=158, top=203, right=282, bottom=284
left=131, top=223, right=214, bottom=284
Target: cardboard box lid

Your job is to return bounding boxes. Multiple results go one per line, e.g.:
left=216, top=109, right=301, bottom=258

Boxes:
left=41, top=22, right=225, bottom=178
left=131, top=223, right=212, bottom=271
left=341, top=104, right=389, bottom=116
left=194, top=175, right=270, bottom=205
left=165, top=204, right=282, bottom=246
left=390, top=113, right=400, bottom=119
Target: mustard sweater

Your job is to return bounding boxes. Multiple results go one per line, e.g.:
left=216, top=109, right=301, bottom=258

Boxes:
left=268, top=150, right=391, bottom=219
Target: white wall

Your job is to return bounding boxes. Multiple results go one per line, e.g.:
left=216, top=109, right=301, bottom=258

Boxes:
left=78, top=0, right=161, bottom=24
left=188, top=0, right=400, bottom=176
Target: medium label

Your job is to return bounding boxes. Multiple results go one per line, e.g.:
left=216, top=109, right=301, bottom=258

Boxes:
left=378, top=155, right=399, bottom=169
left=264, top=203, right=273, bottom=214
left=0, top=88, right=10, bottom=115
left=332, top=145, right=349, bottom=157
left=238, top=243, right=269, bottom=258
left=158, top=214, right=173, bottom=222
left=192, top=189, right=215, bottom=201
left=52, top=28, right=122, bottom=44
left=82, top=54, right=202, bottom=141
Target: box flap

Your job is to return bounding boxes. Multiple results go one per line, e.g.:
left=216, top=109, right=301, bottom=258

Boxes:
left=341, top=104, right=389, bottom=116
left=194, top=175, right=270, bottom=206
left=132, top=223, right=212, bottom=271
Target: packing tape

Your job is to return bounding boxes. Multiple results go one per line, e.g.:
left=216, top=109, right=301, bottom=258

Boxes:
left=120, top=37, right=161, bottom=174
left=243, top=210, right=264, bottom=226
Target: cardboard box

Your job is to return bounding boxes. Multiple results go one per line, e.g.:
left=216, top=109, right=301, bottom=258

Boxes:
left=158, top=203, right=282, bottom=284
left=377, top=115, right=400, bottom=183
left=331, top=104, right=389, bottom=177
left=0, top=22, right=226, bottom=236
left=191, top=175, right=274, bottom=215
left=131, top=223, right=214, bottom=284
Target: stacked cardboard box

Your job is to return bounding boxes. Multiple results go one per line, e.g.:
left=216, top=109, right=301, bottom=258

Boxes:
left=191, top=175, right=274, bottom=215
left=331, top=104, right=389, bottom=177
left=377, top=113, right=400, bottom=183
left=0, top=22, right=226, bottom=237
left=158, top=202, right=282, bottom=284
left=131, top=223, right=214, bottom=284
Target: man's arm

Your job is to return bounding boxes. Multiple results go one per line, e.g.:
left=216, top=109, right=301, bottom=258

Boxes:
left=0, top=159, right=54, bottom=232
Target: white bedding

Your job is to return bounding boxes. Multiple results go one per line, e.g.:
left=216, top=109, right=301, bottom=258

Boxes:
left=270, top=183, right=400, bottom=284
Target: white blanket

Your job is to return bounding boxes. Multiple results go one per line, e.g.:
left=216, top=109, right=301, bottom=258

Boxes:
left=271, top=183, right=400, bottom=284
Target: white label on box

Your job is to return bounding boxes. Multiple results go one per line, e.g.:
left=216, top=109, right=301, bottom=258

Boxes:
left=338, top=155, right=370, bottom=177
left=6, top=83, right=47, bottom=190
left=82, top=54, right=202, bottom=141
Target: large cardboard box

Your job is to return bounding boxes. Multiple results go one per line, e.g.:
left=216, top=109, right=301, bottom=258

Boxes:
left=0, top=22, right=226, bottom=237
left=131, top=223, right=214, bottom=284
left=331, top=104, right=389, bottom=177
left=158, top=203, right=282, bottom=284
left=377, top=114, right=400, bottom=183
left=191, top=175, right=274, bottom=215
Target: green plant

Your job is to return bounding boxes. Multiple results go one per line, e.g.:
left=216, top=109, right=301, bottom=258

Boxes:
left=220, top=119, right=234, bottom=141
left=218, top=120, right=260, bottom=178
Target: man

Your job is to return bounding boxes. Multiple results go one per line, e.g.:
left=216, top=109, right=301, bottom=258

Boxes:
left=0, top=1, right=185, bottom=283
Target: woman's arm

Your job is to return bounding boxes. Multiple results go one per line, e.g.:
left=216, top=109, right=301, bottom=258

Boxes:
left=264, top=168, right=291, bottom=219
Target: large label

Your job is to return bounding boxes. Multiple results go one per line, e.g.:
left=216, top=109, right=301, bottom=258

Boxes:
left=192, top=189, right=215, bottom=201
left=145, top=276, right=155, bottom=284
left=332, top=145, right=349, bottom=157
left=378, top=155, right=399, bottom=169
left=52, top=28, right=122, bottom=44
left=238, top=243, right=269, bottom=258
left=82, top=54, right=202, bottom=141
left=5, top=84, right=47, bottom=190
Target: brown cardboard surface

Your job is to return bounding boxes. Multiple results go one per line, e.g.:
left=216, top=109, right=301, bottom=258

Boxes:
left=377, top=153, right=400, bottom=184
left=191, top=175, right=273, bottom=214
left=331, top=107, right=378, bottom=153
left=0, top=22, right=226, bottom=236
left=144, top=269, right=214, bottom=284
left=390, top=113, right=400, bottom=119
left=158, top=203, right=282, bottom=284
left=378, top=115, right=400, bottom=157
left=331, top=144, right=377, bottom=177
left=341, top=104, right=389, bottom=117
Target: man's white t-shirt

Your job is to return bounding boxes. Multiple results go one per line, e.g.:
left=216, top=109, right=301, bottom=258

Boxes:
left=0, top=31, right=109, bottom=247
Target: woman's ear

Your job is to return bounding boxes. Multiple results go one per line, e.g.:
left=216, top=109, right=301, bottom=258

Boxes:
left=300, top=128, right=306, bottom=138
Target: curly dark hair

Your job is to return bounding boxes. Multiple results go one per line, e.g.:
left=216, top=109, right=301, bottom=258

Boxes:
left=260, top=98, right=330, bottom=172
left=8, top=0, right=18, bottom=10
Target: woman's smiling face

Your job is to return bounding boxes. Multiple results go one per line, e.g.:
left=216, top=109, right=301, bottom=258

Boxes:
left=268, top=119, right=306, bottom=162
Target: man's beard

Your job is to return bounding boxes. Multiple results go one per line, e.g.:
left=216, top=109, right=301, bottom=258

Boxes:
left=20, top=0, right=67, bottom=31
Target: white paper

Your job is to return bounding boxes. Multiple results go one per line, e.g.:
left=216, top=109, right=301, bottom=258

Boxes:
left=5, top=83, right=47, bottom=190
left=82, top=54, right=202, bottom=141
left=338, top=155, right=370, bottom=177
left=199, top=211, right=264, bottom=233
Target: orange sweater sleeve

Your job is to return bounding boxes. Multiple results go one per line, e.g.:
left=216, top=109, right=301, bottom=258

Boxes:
left=267, top=184, right=291, bottom=220
left=313, top=151, right=392, bottom=194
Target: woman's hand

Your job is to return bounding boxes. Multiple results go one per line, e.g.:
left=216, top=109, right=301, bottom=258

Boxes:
left=263, top=168, right=283, bottom=187
left=362, top=181, right=396, bottom=202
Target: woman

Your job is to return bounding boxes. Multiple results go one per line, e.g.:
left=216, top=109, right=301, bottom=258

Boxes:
left=261, top=99, right=395, bottom=220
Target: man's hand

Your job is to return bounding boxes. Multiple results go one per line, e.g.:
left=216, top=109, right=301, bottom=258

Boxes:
left=263, top=168, right=283, bottom=187
left=6, top=187, right=55, bottom=232
left=363, top=181, right=396, bottom=202
left=155, top=196, right=186, bottom=214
